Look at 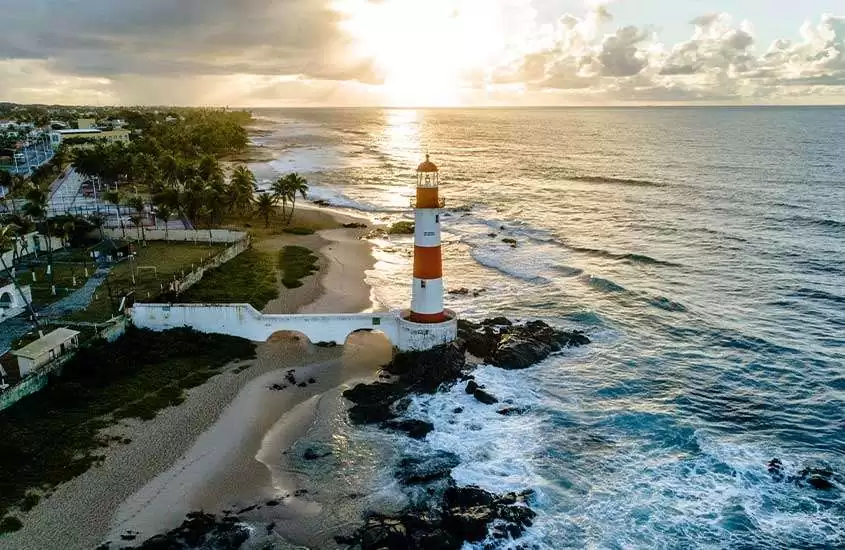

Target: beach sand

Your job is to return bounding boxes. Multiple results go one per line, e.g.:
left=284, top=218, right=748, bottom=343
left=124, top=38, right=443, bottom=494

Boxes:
left=1, top=206, right=390, bottom=550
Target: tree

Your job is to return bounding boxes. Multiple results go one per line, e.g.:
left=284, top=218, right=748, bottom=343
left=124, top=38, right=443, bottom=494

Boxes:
left=254, top=194, right=277, bottom=228
left=125, top=196, right=145, bottom=242
left=156, top=204, right=173, bottom=242
left=229, top=165, right=256, bottom=216
left=0, top=169, right=14, bottom=214
left=22, top=184, right=54, bottom=289
left=102, top=190, right=124, bottom=238
left=271, top=176, right=290, bottom=221
left=283, top=173, right=309, bottom=224
left=88, top=212, right=106, bottom=242
left=0, top=223, right=39, bottom=329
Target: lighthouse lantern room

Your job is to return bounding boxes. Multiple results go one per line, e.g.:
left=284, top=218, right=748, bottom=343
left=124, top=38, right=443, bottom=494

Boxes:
left=409, top=154, right=448, bottom=324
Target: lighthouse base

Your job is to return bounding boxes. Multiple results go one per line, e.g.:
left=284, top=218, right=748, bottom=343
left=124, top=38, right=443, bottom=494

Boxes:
left=397, top=309, right=458, bottom=352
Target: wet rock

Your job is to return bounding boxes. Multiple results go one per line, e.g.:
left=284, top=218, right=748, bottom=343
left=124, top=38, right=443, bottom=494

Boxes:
left=496, top=407, right=526, bottom=416
left=343, top=382, right=406, bottom=424
left=796, top=466, right=836, bottom=490
left=383, top=418, right=434, bottom=439
left=308, top=377, right=316, bottom=384
left=342, top=222, right=368, bottom=229
left=269, top=383, right=287, bottom=391
left=297, top=382, right=307, bottom=388
left=313, top=199, right=331, bottom=207
left=453, top=407, right=464, bottom=414
left=448, top=287, right=471, bottom=295
left=472, top=389, right=498, bottom=405
left=396, top=451, right=461, bottom=485
left=465, top=380, right=479, bottom=394
left=768, top=458, right=785, bottom=481
left=125, top=511, right=249, bottom=549
left=315, top=341, right=337, bottom=347
left=294, top=489, right=308, bottom=497
left=303, top=448, right=332, bottom=460
left=488, top=233, right=497, bottom=238
left=265, top=500, right=280, bottom=507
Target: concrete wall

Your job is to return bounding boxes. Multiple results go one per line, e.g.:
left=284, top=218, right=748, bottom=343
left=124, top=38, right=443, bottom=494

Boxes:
left=1, top=231, right=64, bottom=268
left=131, top=303, right=459, bottom=352
left=172, top=236, right=251, bottom=294
left=101, top=228, right=247, bottom=244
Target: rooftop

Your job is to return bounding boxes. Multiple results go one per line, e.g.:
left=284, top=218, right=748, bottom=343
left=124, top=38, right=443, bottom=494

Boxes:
left=417, top=154, right=438, bottom=173
left=54, top=128, right=102, bottom=135
left=12, top=328, right=80, bottom=360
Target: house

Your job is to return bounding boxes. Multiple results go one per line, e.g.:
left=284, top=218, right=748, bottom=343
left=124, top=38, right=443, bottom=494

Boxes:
left=77, top=118, right=97, bottom=130
left=12, top=328, right=80, bottom=377
left=49, top=128, right=131, bottom=148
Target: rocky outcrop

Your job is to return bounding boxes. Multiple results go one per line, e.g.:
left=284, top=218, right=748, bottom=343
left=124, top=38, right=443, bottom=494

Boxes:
left=458, top=318, right=590, bottom=369
left=339, top=316, right=590, bottom=548
left=113, top=512, right=249, bottom=549
left=767, top=458, right=840, bottom=491
left=347, top=485, right=536, bottom=549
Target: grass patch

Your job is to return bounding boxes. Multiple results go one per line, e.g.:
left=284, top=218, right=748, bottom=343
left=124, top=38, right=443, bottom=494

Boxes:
left=0, top=327, right=255, bottom=520
left=388, top=221, right=415, bottom=235
left=180, top=249, right=278, bottom=309
left=63, top=242, right=225, bottom=323
left=14, top=261, right=94, bottom=309
left=279, top=246, right=319, bottom=289
left=282, top=226, right=316, bottom=235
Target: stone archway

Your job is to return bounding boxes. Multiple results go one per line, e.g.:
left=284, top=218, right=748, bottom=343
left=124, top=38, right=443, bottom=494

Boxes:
left=343, top=329, right=395, bottom=371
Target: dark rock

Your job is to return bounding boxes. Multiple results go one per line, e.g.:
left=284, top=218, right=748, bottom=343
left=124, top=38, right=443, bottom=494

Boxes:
left=768, top=458, right=784, bottom=482
left=465, top=380, right=479, bottom=394
left=360, top=516, right=409, bottom=549
left=448, top=287, right=471, bottom=295
left=265, top=500, right=280, bottom=507
left=343, top=222, right=368, bottom=229
left=266, top=522, right=276, bottom=535
left=483, top=317, right=512, bottom=327
left=303, top=448, right=332, bottom=460
left=269, top=383, right=287, bottom=391
left=396, top=451, right=461, bottom=485
left=297, top=382, right=307, bottom=388
left=125, top=511, right=249, bottom=549
left=796, top=466, right=836, bottom=490
left=497, top=407, right=526, bottom=416
left=313, top=199, right=331, bottom=207
left=344, top=382, right=406, bottom=424
left=502, top=238, right=517, bottom=245
left=334, top=533, right=360, bottom=545
left=386, top=342, right=467, bottom=394
left=237, top=505, right=257, bottom=514
left=308, top=377, right=316, bottom=384
left=473, top=389, right=498, bottom=405
left=294, top=489, right=308, bottom=497
left=120, top=532, right=137, bottom=541
left=488, top=233, right=497, bottom=238
left=315, top=341, right=337, bottom=347
left=453, top=407, right=464, bottom=414
left=383, top=419, right=434, bottom=439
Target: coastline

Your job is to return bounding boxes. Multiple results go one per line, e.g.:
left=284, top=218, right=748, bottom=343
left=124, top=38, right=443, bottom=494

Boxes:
left=0, top=204, right=387, bottom=550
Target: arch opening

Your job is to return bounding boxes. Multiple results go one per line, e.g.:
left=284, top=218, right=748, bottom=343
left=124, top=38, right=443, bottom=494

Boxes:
left=343, top=330, right=395, bottom=370
left=0, top=292, right=12, bottom=309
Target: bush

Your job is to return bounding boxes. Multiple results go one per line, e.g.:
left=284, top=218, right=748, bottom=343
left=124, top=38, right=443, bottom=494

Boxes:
left=21, top=493, right=40, bottom=511
left=279, top=246, right=319, bottom=289
left=0, top=516, right=22, bottom=534
left=282, top=226, right=316, bottom=235
left=180, top=249, right=278, bottom=310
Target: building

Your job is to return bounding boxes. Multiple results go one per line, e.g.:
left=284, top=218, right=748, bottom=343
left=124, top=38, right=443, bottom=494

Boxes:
left=12, top=328, right=80, bottom=377
left=77, top=118, right=97, bottom=129
left=49, top=128, right=131, bottom=148
left=0, top=282, right=32, bottom=322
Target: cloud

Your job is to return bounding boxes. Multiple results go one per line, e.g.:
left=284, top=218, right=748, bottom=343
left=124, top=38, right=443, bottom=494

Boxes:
left=0, top=1, right=843, bottom=105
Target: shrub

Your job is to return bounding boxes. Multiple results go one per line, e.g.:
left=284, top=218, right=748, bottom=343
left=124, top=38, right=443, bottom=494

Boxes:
left=0, top=516, right=22, bottom=534
left=388, top=221, right=415, bottom=235
left=283, top=226, right=316, bottom=235
left=279, top=246, right=319, bottom=289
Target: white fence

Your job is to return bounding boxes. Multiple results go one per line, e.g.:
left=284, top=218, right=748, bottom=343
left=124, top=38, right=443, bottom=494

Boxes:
left=1, top=232, right=65, bottom=268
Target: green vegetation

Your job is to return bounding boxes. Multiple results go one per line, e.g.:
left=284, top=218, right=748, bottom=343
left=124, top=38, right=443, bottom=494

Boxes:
left=65, top=242, right=224, bottom=322
left=389, top=221, right=415, bottom=235
left=0, top=327, right=255, bottom=520
left=279, top=246, right=319, bottom=289
left=282, top=226, right=315, bottom=235
left=271, top=172, right=310, bottom=225
left=20, top=493, right=40, bottom=512
left=180, top=249, right=278, bottom=309
left=0, top=516, right=22, bottom=534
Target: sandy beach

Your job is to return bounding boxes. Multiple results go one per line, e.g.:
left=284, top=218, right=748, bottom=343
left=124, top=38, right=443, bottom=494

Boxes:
left=0, top=205, right=391, bottom=550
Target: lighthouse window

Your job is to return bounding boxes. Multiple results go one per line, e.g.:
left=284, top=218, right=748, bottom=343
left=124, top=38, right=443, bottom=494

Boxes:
left=435, top=215, right=440, bottom=223
left=424, top=231, right=435, bottom=237
left=421, top=280, right=427, bottom=288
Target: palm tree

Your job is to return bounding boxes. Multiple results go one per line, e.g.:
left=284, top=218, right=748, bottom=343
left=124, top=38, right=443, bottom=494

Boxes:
left=102, top=190, right=124, bottom=238
left=88, top=212, right=106, bottom=242
left=22, top=184, right=54, bottom=289
left=230, top=165, right=256, bottom=216
left=284, top=173, right=309, bottom=224
left=0, top=223, right=39, bottom=329
left=271, top=176, right=290, bottom=221
left=156, top=204, right=173, bottom=242
left=125, top=196, right=145, bottom=242
left=255, top=194, right=277, bottom=228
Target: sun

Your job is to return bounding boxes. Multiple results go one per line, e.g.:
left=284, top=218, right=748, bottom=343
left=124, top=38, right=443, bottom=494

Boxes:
left=333, top=0, right=505, bottom=106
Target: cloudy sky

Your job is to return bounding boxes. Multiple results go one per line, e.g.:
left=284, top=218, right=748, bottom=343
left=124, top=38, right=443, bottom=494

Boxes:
left=1, top=0, right=844, bottom=106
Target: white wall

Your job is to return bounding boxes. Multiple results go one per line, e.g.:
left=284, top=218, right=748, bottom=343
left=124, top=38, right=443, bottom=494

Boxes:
left=131, top=304, right=459, bottom=351
left=101, top=228, right=247, bottom=244
left=1, top=232, right=64, bottom=268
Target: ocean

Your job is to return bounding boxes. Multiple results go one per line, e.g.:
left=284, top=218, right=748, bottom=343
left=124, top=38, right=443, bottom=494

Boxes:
left=249, top=107, right=844, bottom=549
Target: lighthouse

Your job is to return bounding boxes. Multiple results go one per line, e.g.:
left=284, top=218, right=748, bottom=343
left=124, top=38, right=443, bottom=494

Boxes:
left=409, top=154, right=447, bottom=323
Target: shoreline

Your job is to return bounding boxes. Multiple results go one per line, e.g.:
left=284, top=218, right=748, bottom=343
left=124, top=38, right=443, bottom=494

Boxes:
left=0, top=204, right=387, bottom=550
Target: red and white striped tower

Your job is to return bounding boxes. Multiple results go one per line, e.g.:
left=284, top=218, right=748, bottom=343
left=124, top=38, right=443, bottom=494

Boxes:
left=409, top=154, right=447, bottom=323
